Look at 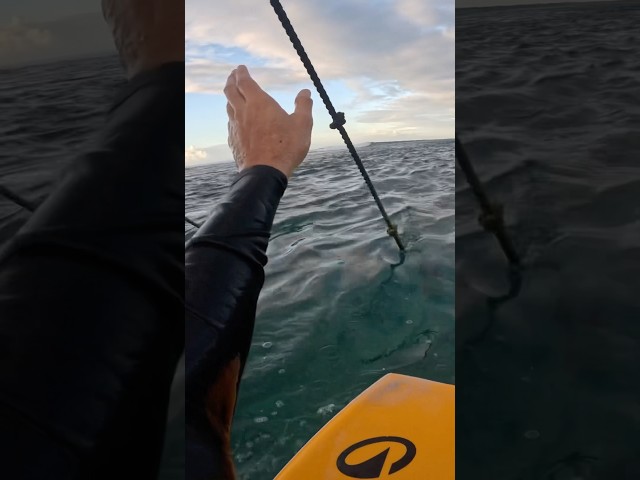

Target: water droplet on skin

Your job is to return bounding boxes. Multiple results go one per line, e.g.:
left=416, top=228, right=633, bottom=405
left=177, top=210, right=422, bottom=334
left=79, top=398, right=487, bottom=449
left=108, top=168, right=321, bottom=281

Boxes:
left=278, top=369, right=286, bottom=374
left=406, top=319, right=414, bottom=325
left=271, top=411, right=278, bottom=416
left=524, top=430, right=540, bottom=439
left=276, top=400, right=284, bottom=408
left=254, top=416, right=268, bottom=424
left=262, top=342, right=273, bottom=349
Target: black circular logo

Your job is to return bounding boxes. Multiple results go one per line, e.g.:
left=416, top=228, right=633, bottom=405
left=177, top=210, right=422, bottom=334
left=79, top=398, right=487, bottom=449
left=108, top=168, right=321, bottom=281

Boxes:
left=336, top=436, right=417, bottom=478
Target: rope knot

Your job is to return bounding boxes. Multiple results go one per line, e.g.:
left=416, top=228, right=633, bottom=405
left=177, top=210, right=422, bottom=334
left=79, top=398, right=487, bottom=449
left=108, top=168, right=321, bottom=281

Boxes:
left=329, top=112, right=346, bottom=129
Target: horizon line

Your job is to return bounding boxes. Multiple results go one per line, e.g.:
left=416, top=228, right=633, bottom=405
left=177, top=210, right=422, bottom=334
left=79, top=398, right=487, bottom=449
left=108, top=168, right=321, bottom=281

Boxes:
left=185, top=137, right=454, bottom=167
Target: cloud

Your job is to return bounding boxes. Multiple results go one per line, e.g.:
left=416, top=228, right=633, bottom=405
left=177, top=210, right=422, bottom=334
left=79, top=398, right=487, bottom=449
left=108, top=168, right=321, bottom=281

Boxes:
left=186, top=0, right=454, bottom=141
left=185, top=144, right=235, bottom=165
left=457, top=0, right=612, bottom=6
left=357, top=91, right=454, bottom=124
left=185, top=145, right=209, bottom=164
left=0, top=17, right=52, bottom=54
left=186, top=56, right=308, bottom=94
left=186, top=0, right=453, bottom=91
left=0, top=13, right=114, bottom=67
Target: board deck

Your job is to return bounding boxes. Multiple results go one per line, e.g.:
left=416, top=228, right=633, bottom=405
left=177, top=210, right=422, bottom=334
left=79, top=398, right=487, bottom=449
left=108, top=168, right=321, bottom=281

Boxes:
left=275, top=373, right=455, bottom=480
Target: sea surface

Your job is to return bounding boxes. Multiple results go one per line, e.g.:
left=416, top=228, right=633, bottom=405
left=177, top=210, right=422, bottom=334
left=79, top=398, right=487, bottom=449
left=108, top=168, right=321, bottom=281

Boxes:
left=0, top=55, right=124, bottom=246
left=457, top=2, right=640, bottom=479
left=0, top=55, right=190, bottom=478
left=186, top=140, right=455, bottom=479
left=1, top=55, right=455, bottom=479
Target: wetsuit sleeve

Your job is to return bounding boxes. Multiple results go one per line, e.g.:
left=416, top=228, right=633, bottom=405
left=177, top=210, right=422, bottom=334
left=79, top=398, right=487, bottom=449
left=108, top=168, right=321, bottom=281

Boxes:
left=0, top=62, right=184, bottom=479
left=185, top=165, right=288, bottom=479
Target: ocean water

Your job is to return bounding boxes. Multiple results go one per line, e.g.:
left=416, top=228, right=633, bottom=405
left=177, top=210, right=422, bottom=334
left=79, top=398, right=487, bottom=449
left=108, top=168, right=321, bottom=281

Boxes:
left=457, top=2, right=640, bottom=479
left=0, top=55, right=187, bottom=478
left=0, top=55, right=124, bottom=247
left=186, top=139, right=455, bottom=479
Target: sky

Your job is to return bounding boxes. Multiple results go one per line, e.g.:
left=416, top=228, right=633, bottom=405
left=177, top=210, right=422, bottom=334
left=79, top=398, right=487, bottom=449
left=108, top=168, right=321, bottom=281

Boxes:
left=0, top=1, right=114, bottom=67
left=458, top=0, right=617, bottom=7
left=185, top=0, right=455, bottom=164
left=0, top=0, right=99, bottom=22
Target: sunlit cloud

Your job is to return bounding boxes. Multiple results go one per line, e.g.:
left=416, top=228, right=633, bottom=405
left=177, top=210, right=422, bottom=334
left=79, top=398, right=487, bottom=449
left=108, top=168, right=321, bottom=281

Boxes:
left=185, top=144, right=236, bottom=165
left=0, top=17, right=52, bottom=53
left=185, top=145, right=209, bottom=165
left=185, top=0, right=454, bottom=151
left=0, top=13, right=114, bottom=67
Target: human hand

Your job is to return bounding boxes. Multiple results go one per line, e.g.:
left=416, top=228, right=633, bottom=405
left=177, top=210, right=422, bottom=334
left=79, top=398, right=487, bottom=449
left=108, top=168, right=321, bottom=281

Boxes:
left=225, top=65, right=313, bottom=179
left=101, top=0, right=184, bottom=79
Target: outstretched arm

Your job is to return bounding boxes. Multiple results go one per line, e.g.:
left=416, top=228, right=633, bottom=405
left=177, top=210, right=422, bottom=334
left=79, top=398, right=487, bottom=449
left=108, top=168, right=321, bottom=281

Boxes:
left=0, top=2, right=184, bottom=478
left=185, top=65, right=313, bottom=479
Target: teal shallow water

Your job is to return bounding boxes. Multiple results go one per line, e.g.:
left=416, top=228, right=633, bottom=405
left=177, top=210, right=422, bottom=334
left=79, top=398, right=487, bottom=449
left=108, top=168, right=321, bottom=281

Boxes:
left=0, top=56, right=452, bottom=478
left=186, top=139, right=455, bottom=479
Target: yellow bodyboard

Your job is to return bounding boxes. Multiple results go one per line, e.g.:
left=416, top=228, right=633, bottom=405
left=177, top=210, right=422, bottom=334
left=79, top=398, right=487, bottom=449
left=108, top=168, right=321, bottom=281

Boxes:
left=275, top=373, right=454, bottom=480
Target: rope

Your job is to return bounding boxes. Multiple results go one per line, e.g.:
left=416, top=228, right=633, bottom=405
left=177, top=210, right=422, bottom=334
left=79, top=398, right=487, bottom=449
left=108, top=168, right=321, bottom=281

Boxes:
left=267, top=0, right=405, bottom=251
left=185, top=216, right=202, bottom=229
left=455, top=136, right=519, bottom=265
left=0, top=184, right=37, bottom=212
left=1, top=183, right=209, bottom=237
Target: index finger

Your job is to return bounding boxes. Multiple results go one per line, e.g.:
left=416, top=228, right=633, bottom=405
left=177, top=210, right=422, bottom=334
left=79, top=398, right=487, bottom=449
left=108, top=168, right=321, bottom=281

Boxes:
left=234, top=65, right=264, bottom=99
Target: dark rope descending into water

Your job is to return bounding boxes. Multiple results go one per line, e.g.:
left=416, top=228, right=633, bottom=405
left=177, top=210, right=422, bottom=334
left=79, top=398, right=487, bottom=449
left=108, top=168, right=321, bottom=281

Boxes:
left=0, top=184, right=37, bottom=213
left=1, top=180, right=206, bottom=233
left=185, top=216, right=201, bottom=229
left=3, top=184, right=205, bottom=233
left=2, top=183, right=209, bottom=239
left=267, top=0, right=405, bottom=251
left=455, top=136, right=519, bottom=265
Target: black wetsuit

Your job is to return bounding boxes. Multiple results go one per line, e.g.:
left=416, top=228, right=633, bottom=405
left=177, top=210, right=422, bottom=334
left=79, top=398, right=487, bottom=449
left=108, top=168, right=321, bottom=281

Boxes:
left=185, top=165, right=288, bottom=479
left=0, top=63, right=184, bottom=479
left=0, top=58, right=284, bottom=479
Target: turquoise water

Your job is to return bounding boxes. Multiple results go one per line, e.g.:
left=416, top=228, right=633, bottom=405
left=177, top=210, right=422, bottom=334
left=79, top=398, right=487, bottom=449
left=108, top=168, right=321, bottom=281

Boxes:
left=185, top=139, right=454, bottom=479
left=457, top=3, right=640, bottom=478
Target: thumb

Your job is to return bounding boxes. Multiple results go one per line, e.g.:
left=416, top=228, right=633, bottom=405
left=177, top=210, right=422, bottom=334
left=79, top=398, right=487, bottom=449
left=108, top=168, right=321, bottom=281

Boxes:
left=294, top=89, right=313, bottom=120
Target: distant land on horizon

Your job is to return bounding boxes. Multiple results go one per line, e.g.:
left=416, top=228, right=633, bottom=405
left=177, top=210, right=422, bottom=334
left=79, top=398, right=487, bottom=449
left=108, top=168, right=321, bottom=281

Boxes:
left=185, top=138, right=451, bottom=167
left=0, top=52, right=118, bottom=72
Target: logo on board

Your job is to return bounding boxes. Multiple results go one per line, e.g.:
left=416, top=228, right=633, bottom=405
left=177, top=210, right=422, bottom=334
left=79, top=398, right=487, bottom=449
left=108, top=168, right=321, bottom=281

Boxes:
left=336, top=436, right=417, bottom=478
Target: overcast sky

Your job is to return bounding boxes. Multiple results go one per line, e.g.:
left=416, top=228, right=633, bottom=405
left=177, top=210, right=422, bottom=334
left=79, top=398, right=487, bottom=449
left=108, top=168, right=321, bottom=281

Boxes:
left=0, top=1, right=114, bottom=67
left=0, top=0, right=99, bottom=22
left=458, top=0, right=617, bottom=7
left=185, top=0, right=454, bottom=164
